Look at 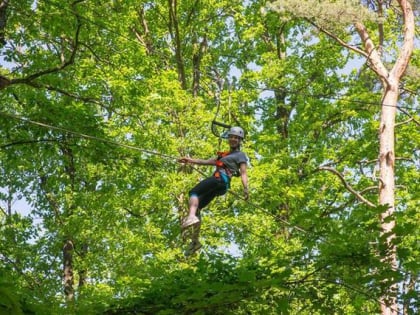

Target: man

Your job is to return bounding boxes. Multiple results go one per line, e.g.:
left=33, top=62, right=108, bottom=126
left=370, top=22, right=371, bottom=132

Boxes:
left=178, top=126, right=249, bottom=232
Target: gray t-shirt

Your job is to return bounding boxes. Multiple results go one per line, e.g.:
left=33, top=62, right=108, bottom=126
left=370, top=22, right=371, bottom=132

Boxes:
left=218, top=150, right=248, bottom=177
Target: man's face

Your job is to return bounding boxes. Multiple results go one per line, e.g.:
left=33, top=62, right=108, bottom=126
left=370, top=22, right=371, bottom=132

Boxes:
left=228, top=135, right=241, bottom=148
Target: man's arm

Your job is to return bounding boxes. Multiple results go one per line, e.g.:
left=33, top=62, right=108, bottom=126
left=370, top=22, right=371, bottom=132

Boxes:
left=240, top=162, right=249, bottom=200
left=178, top=157, right=217, bottom=166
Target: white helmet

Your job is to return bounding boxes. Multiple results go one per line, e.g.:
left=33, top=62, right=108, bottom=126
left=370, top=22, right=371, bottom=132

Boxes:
left=228, top=126, right=244, bottom=139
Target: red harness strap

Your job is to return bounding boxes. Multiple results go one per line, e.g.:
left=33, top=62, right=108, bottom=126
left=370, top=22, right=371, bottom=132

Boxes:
left=214, top=151, right=232, bottom=178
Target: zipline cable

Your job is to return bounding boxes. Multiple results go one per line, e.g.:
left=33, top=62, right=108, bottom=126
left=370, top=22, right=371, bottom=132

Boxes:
left=0, top=109, right=413, bottom=241
left=211, top=85, right=231, bottom=139
left=0, top=111, right=178, bottom=161
left=0, top=111, right=309, bottom=235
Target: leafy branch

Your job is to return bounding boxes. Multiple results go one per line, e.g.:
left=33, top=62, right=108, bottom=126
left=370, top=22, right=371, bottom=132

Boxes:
left=0, top=1, right=82, bottom=90
left=0, top=139, right=60, bottom=149
left=318, top=166, right=376, bottom=208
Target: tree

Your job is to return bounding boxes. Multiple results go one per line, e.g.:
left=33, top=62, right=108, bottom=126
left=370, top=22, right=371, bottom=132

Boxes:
left=269, top=0, right=417, bottom=314
left=0, top=0, right=418, bottom=314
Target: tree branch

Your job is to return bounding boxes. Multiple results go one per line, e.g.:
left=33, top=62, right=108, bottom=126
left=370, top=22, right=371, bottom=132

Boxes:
left=391, top=0, right=415, bottom=79
left=25, top=80, right=108, bottom=108
left=0, top=205, right=6, bottom=216
left=318, top=166, right=376, bottom=208
left=0, top=253, right=41, bottom=289
left=359, top=186, right=378, bottom=195
left=306, top=19, right=368, bottom=57
left=0, top=139, right=60, bottom=149
left=0, top=2, right=83, bottom=90
left=398, top=107, right=420, bottom=126
left=168, top=0, right=187, bottom=89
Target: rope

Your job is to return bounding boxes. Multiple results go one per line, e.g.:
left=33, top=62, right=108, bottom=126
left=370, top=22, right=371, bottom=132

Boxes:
left=0, top=111, right=179, bottom=161
left=1, top=110, right=307, bottom=234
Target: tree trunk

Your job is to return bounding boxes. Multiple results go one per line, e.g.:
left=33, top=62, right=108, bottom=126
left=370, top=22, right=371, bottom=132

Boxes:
left=78, top=243, right=88, bottom=289
left=0, top=0, right=8, bottom=46
left=192, top=35, right=207, bottom=97
left=352, top=1, right=414, bottom=313
left=378, top=1, right=414, bottom=313
left=378, top=82, right=398, bottom=315
left=168, top=0, right=187, bottom=89
left=63, top=239, right=74, bottom=302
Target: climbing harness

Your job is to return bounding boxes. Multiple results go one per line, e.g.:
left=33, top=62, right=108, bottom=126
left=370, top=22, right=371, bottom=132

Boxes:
left=213, top=151, right=233, bottom=187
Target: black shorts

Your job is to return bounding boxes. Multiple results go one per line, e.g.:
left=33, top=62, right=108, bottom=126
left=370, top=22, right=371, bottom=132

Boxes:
left=189, top=176, right=228, bottom=210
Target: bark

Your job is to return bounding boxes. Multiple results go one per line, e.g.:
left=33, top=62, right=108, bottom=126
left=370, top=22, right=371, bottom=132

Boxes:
left=378, top=1, right=414, bottom=314
left=60, top=142, right=77, bottom=302
left=0, top=0, right=8, bottom=46
left=78, top=243, right=88, bottom=288
left=63, top=239, right=74, bottom=302
left=192, top=34, right=207, bottom=97
left=0, top=74, right=10, bottom=89
left=378, top=82, right=399, bottom=315
left=133, top=6, right=154, bottom=55
left=314, top=0, right=415, bottom=313
left=355, top=1, right=415, bottom=314
left=168, top=0, right=187, bottom=89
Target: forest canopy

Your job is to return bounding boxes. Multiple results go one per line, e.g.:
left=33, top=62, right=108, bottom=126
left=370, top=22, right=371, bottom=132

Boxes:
left=0, top=1, right=418, bottom=314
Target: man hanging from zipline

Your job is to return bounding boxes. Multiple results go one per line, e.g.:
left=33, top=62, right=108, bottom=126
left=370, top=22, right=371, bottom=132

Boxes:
left=178, top=126, right=249, bottom=235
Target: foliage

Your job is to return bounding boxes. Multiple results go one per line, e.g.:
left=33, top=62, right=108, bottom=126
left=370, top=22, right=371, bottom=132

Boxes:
left=0, top=0, right=418, bottom=314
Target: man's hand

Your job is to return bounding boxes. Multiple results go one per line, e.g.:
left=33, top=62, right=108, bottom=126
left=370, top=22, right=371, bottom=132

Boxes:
left=178, top=157, right=193, bottom=164
left=243, top=187, right=249, bottom=200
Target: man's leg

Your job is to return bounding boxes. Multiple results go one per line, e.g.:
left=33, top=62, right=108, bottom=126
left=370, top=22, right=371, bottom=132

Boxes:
left=184, top=220, right=202, bottom=256
left=182, top=194, right=200, bottom=228
left=187, top=194, right=199, bottom=217
left=182, top=177, right=226, bottom=229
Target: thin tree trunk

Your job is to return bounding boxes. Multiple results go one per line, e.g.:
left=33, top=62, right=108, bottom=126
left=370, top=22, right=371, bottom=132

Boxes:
left=61, top=143, right=77, bottom=303
left=63, top=239, right=74, bottom=302
left=352, top=2, right=414, bottom=313
left=0, top=0, right=8, bottom=46
left=192, top=35, right=207, bottom=97
left=377, top=1, right=414, bottom=313
left=168, top=0, right=187, bottom=89
left=378, top=84, right=398, bottom=315
left=78, top=243, right=88, bottom=289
